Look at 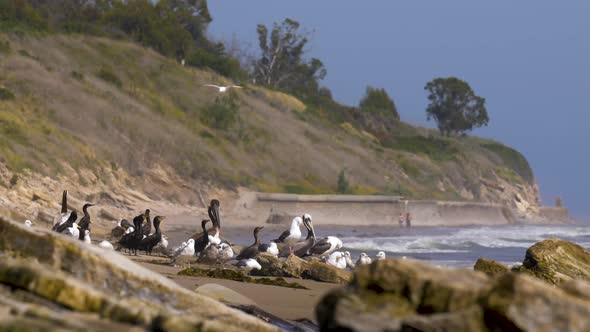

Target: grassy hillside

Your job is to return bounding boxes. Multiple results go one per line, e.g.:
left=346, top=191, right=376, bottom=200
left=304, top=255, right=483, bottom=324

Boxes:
left=0, top=33, right=538, bottom=211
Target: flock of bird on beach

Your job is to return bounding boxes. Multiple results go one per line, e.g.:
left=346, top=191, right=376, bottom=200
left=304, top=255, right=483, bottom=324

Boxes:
left=25, top=190, right=388, bottom=271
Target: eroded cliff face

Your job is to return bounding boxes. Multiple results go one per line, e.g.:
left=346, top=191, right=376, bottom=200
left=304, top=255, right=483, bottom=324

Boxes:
left=0, top=33, right=557, bottom=222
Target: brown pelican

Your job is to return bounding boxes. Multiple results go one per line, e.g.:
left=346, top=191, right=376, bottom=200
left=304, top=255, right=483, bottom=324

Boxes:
left=309, top=236, right=343, bottom=257
left=193, top=220, right=210, bottom=256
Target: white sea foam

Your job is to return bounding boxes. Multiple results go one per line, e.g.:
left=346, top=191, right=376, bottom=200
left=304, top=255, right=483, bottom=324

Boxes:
left=341, top=225, right=590, bottom=256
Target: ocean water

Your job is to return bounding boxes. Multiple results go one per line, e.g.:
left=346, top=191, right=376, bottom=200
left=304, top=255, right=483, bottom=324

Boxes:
left=322, top=224, right=590, bottom=268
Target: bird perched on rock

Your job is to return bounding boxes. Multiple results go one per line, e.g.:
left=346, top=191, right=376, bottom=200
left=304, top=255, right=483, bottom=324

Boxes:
left=142, top=209, right=152, bottom=236
left=309, top=235, right=342, bottom=257
left=98, top=240, right=114, bottom=250
left=78, top=203, right=94, bottom=241
left=274, top=217, right=303, bottom=257
left=235, top=258, right=262, bottom=271
left=83, top=230, right=92, bottom=244
left=24, top=220, right=33, bottom=228
left=117, top=213, right=146, bottom=255
left=326, top=252, right=347, bottom=269
left=139, top=216, right=165, bottom=255
left=55, top=210, right=78, bottom=235
left=258, top=242, right=279, bottom=257
left=343, top=251, right=355, bottom=269
left=376, top=251, right=386, bottom=260
left=193, top=220, right=210, bottom=256
left=356, top=253, right=372, bottom=266
left=52, top=190, right=70, bottom=231
left=236, top=226, right=264, bottom=260
left=218, top=243, right=234, bottom=263
left=110, top=220, right=126, bottom=240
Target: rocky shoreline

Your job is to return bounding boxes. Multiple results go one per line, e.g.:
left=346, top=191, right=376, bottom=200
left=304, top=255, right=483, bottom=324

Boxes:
left=2, top=214, right=590, bottom=331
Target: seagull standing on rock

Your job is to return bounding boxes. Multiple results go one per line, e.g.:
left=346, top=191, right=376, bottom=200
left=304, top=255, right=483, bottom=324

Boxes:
left=203, top=84, right=243, bottom=93
left=376, top=251, right=386, bottom=260
left=356, top=253, right=372, bottom=265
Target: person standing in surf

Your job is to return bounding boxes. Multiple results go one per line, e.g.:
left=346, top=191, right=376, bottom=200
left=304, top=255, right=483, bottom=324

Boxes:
left=406, top=212, right=412, bottom=227
left=399, top=213, right=405, bottom=227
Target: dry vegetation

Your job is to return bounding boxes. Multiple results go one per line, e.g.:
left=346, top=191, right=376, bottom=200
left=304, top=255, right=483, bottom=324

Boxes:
left=0, top=33, right=538, bottom=208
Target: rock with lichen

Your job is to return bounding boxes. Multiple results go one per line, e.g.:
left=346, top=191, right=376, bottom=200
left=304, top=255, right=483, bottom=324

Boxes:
left=0, top=216, right=278, bottom=331
left=316, top=258, right=590, bottom=332
left=252, top=253, right=351, bottom=283
left=473, top=257, right=509, bottom=277
left=512, top=238, right=590, bottom=285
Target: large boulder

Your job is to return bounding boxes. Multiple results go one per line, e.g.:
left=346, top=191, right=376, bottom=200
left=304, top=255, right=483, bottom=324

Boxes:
left=473, top=257, right=509, bottom=277
left=513, top=238, right=590, bottom=285
left=0, top=216, right=278, bottom=331
left=253, top=253, right=352, bottom=283
left=316, top=258, right=590, bottom=332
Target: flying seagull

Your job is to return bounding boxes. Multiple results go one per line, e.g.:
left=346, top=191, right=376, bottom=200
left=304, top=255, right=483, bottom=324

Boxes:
left=203, top=84, right=243, bottom=93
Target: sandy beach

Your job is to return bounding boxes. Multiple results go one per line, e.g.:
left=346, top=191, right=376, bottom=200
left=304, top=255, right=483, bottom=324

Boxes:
left=132, top=255, right=337, bottom=321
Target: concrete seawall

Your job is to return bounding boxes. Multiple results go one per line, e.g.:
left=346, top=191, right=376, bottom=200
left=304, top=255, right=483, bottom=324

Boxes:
left=239, top=193, right=517, bottom=226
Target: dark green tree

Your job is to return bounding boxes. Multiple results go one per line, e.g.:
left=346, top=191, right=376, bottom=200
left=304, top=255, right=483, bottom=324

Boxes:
left=337, top=169, right=349, bottom=194
left=359, top=86, right=399, bottom=120
left=424, top=77, right=489, bottom=136
left=253, top=18, right=326, bottom=97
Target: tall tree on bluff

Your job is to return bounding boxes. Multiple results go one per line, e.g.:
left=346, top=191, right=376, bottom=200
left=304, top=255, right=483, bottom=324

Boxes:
left=424, top=77, right=489, bottom=136
left=254, top=18, right=326, bottom=99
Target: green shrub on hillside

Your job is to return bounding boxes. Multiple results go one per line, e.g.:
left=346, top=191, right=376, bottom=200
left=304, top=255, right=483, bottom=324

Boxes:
left=97, top=67, right=122, bottom=88
left=359, top=86, right=399, bottom=119
left=386, top=136, right=458, bottom=161
left=337, top=169, right=349, bottom=193
left=0, top=87, right=15, bottom=100
left=70, top=71, right=84, bottom=81
left=200, top=96, right=239, bottom=130
left=186, top=49, right=246, bottom=81
left=482, top=142, right=533, bottom=183
left=0, top=40, right=10, bottom=53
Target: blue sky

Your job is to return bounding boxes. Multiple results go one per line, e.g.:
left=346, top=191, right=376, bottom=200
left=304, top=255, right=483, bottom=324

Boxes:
left=208, top=1, right=589, bottom=220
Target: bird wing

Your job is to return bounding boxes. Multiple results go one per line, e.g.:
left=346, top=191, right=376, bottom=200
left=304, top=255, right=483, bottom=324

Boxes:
left=236, top=245, right=258, bottom=260
left=231, top=85, right=243, bottom=88
left=258, top=243, right=270, bottom=252
left=309, top=238, right=332, bottom=255
left=204, top=84, right=221, bottom=88
left=274, top=229, right=291, bottom=243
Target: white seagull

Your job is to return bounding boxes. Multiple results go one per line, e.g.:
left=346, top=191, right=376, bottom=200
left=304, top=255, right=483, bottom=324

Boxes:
left=98, top=240, right=115, bottom=250
left=235, top=258, right=262, bottom=271
left=356, top=253, right=372, bottom=266
left=376, top=251, right=386, bottom=260
left=24, top=220, right=33, bottom=228
left=203, top=84, right=243, bottom=93
left=83, top=230, right=92, bottom=244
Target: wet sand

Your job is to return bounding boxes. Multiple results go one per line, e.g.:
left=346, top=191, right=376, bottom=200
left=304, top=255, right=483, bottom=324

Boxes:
left=130, top=255, right=338, bottom=321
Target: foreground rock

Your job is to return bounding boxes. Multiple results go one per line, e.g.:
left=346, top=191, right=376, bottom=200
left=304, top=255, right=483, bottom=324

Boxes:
left=0, top=216, right=278, bottom=331
left=317, top=259, right=590, bottom=332
left=252, top=253, right=352, bottom=284
left=473, top=257, right=509, bottom=277
left=512, top=238, right=590, bottom=285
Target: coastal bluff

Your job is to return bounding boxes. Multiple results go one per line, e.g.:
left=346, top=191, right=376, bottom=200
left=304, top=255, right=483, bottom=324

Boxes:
left=230, top=192, right=569, bottom=226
